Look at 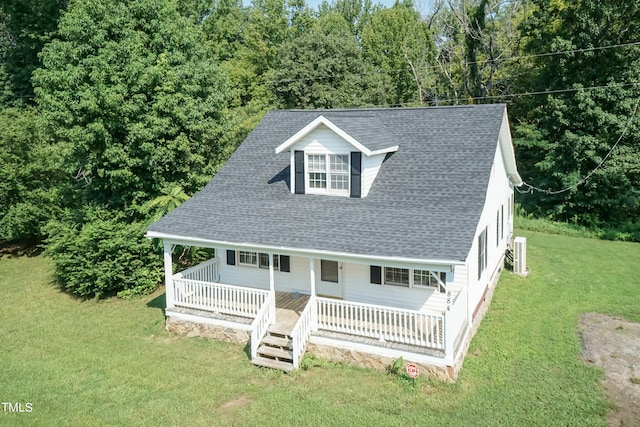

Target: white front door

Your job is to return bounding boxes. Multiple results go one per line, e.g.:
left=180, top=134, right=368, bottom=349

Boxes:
left=316, top=259, right=343, bottom=298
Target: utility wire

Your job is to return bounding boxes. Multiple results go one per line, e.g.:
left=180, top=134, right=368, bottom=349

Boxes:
left=516, top=94, right=640, bottom=196
left=264, top=39, right=640, bottom=86
left=425, top=81, right=640, bottom=106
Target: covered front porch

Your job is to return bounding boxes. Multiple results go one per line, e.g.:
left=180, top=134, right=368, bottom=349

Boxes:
left=163, top=245, right=469, bottom=371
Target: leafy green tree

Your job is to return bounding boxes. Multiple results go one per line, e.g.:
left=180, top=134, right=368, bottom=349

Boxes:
left=514, top=0, right=640, bottom=227
left=33, top=0, right=230, bottom=297
left=269, top=18, right=386, bottom=109
left=0, top=0, right=67, bottom=106
left=0, top=108, right=66, bottom=242
left=318, top=0, right=376, bottom=39
left=361, top=0, right=435, bottom=106
left=33, top=0, right=229, bottom=211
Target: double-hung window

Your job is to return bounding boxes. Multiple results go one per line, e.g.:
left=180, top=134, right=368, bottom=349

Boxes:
left=307, top=154, right=349, bottom=194
left=238, top=251, right=279, bottom=270
left=384, top=267, right=410, bottom=287
left=308, top=155, right=327, bottom=189
left=378, top=267, right=445, bottom=291
left=238, top=250, right=257, bottom=266
left=258, top=253, right=279, bottom=270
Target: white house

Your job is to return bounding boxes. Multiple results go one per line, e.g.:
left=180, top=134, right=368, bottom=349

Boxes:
left=146, top=104, right=522, bottom=379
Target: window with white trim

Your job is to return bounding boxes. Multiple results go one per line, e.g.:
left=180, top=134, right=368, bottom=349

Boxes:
left=308, top=154, right=326, bottom=189
left=238, top=250, right=257, bottom=266
left=258, top=253, right=279, bottom=270
left=381, top=267, right=446, bottom=291
left=384, top=267, right=409, bottom=287
left=307, top=153, right=349, bottom=194
left=237, top=251, right=280, bottom=270
left=478, top=227, right=487, bottom=280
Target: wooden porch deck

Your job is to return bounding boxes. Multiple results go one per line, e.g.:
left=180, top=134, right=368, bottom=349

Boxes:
left=271, top=291, right=309, bottom=334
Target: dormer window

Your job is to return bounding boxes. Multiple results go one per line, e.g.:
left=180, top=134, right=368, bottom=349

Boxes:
left=307, top=154, right=349, bottom=195
left=275, top=115, right=399, bottom=198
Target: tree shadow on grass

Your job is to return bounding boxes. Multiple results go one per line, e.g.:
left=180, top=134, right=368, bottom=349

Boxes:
left=0, top=241, right=44, bottom=259
left=146, top=292, right=166, bottom=316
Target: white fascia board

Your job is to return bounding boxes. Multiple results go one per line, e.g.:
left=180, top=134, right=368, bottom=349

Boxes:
left=145, top=231, right=464, bottom=270
left=275, top=115, right=369, bottom=155
left=498, top=109, right=523, bottom=186
left=370, top=145, right=399, bottom=156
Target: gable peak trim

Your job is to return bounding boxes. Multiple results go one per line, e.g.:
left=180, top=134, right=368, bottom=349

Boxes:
left=275, top=115, right=398, bottom=156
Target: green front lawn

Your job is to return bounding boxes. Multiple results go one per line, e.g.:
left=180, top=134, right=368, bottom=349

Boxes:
left=1, top=230, right=638, bottom=426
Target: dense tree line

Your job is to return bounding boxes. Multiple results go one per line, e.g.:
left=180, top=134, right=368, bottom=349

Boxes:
left=1, top=0, right=638, bottom=297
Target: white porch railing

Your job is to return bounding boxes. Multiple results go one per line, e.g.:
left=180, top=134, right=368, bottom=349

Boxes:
left=173, top=278, right=270, bottom=318
left=175, top=257, right=219, bottom=283
left=317, top=297, right=445, bottom=350
left=291, top=296, right=314, bottom=369
left=250, top=291, right=276, bottom=360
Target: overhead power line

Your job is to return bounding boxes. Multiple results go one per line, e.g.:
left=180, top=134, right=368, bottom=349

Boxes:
left=264, top=39, right=640, bottom=86
left=516, top=94, right=640, bottom=196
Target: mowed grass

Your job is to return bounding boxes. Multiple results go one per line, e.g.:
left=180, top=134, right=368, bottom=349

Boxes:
left=1, top=230, right=638, bottom=426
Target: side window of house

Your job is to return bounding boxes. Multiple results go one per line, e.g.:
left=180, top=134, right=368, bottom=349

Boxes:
left=227, top=250, right=289, bottom=273
left=370, top=266, right=446, bottom=291
left=478, top=227, right=487, bottom=280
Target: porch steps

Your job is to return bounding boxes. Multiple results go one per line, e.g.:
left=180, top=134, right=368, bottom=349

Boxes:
left=251, top=329, right=295, bottom=372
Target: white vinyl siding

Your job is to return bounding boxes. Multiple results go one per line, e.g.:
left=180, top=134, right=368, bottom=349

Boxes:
left=361, top=153, right=386, bottom=197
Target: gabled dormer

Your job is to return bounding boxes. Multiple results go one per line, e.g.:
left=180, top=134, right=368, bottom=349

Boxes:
left=275, top=115, right=399, bottom=198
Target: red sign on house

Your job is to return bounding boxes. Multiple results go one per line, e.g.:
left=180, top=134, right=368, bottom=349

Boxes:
left=406, top=363, right=419, bottom=378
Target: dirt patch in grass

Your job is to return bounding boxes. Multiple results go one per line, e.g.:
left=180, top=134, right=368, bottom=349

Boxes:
left=578, top=313, right=640, bottom=426
left=217, top=395, right=252, bottom=415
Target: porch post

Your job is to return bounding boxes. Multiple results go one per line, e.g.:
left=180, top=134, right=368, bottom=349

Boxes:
left=269, top=254, right=276, bottom=325
left=309, top=258, right=318, bottom=331
left=163, top=242, right=174, bottom=310
left=269, top=254, right=275, bottom=293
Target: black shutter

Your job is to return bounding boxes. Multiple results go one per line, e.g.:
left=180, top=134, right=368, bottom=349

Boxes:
left=370, top=265, right=382, bottom=284
left=226, top=249, right=236, bottom=265
left=279, top=255, right=290, bottom=272
left=350, top=152, right=362, bottom=198
left=294, top=150, right=305, bottom=194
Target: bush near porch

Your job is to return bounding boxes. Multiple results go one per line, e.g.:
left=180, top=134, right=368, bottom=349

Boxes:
left=1, top=229, right=638, bottom=426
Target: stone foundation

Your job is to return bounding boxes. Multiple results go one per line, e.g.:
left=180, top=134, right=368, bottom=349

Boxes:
left=166, top=316, right=249, bottom=344
left=306, top=342, right=452, bottom=381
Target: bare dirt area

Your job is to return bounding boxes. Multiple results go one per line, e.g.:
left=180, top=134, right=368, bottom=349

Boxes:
left=578, top=313, right=640, bottom=426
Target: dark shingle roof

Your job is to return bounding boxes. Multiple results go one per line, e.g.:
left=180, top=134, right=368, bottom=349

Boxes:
left=148, top=104, right=508, bottom=262
left=318, top=112, right=397, bottom=152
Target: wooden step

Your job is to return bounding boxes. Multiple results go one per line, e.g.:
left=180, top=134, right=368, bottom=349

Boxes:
left=251, top=356, right=294, bottom=372
left=257, top=345, right=293, bottom=361
left=261, top=334, right=293, bottom=349
left=267, top=326, right=292, bottom=337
